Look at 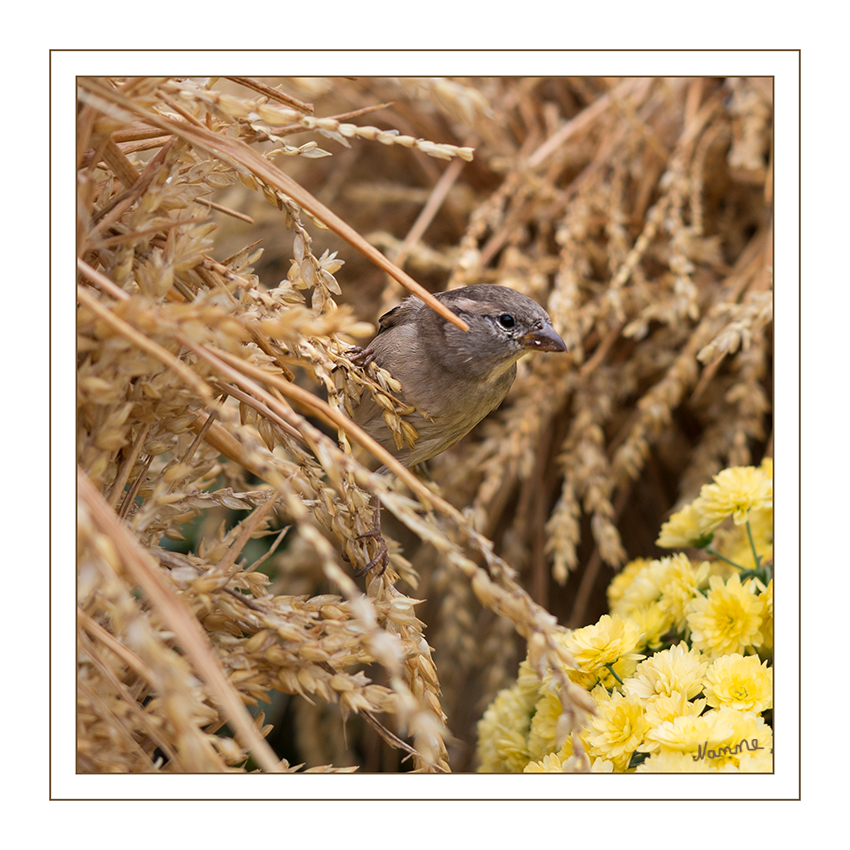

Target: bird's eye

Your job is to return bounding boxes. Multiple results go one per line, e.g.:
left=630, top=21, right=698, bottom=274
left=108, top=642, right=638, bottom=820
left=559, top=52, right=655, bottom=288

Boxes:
left=497, top=313, right=515, bottom=329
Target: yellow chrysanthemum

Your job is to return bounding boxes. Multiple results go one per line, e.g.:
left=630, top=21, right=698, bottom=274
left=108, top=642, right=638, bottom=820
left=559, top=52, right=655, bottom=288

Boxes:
left=607, top=558, right=653, bottom=611
left=542, top=633, right=597, bottom=690
left=515, top=658, right=542, bottom=694
left=563, top=668, right=600, bottom=690
left=527, top=739, right=594, bottom=773
left=586, top=689, right=649, bottom=771
left=699, top=465, right=773, bottom=528
left=657, top=500, right=714, bottom=548
left=703, top=654, right=773, bottom=712
left=643, top=711, right=735, bottom=756
left=624, top=643, right=707, bottom=701
left=625, top=604, right=671, bottom=652
left=748, top=505, right=774, bottom=559
left=656, top=555, right=711, bottom=632
left=477, top=459, right=777, bottom=776
left=563, top=614, right=645, bottom=674
left=612, top=556, right=708, bottom=635
left=711, top=504, right=773, bottom=571
left=526, top=689, right=563, bottom=762
left=598, top=653, right=644, bottom=690
left=727, top=748, right=774, bottom=772
left=686, top=573, right=764, bottom=658
left=523, top=751, right=567, bottom=772
left=759, top=580, right=773, bottom=656
left=611, top=560, right=664, bottom=619
left=704, top=557, right=738, bottom=583
left=609, top=562, right=666, bottom=618
left=636, top=750, right=717, bottom=772
left=643, top=690, right=707, bottom=730
left=476, top=681, right=538, bottom=772
left=698, top=708, right=773, bottom=771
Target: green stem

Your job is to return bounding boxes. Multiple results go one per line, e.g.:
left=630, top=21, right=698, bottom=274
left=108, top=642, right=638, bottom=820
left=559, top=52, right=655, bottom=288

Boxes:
left=705, top=547, right=744, bottom=571
left=745, top=518, right=763, bottom=570
left=605, top=663, right=624, bottom=686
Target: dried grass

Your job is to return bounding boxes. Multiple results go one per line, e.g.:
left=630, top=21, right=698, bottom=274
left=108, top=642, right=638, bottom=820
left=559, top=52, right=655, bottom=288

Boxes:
left=76, top=76, right=772, bottom=773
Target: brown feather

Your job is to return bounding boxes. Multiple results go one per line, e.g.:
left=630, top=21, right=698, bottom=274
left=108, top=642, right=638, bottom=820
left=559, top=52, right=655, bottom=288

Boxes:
left=351, top=285, right=567, bottom=469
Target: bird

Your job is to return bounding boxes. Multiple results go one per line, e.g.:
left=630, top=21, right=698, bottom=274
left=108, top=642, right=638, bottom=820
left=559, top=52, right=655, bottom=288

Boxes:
left=347, top=284, right=568, bottom=575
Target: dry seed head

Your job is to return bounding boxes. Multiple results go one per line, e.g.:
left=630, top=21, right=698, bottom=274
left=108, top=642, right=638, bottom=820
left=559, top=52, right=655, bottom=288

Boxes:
left=77, top=76, right=770, bottom=774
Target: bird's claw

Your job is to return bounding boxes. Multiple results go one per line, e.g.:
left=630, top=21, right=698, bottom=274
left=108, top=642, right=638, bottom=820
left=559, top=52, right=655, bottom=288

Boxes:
left=353, top=526, right=389, bottom=577
left=349, top=495, right=390, bottom=577
left=348, top=345, right=376, bottom=368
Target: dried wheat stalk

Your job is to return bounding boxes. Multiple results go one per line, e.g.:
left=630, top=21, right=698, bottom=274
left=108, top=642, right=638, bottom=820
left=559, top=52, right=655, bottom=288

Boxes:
left=76, top=75, right=772, bottom=773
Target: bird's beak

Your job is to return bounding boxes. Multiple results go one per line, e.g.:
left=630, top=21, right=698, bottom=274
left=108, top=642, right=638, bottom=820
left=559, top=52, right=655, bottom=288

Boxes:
left=521, top=323, right=568, bottom=353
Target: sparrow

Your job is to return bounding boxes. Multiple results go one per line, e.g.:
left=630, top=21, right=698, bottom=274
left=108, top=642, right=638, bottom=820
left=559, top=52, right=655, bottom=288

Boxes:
left=347, top=284, right=568, bottom=575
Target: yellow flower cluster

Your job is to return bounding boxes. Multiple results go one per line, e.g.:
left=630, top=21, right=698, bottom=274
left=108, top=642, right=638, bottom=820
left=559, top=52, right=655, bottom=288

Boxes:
left=476, top=460, right=773, bottom=773
left=657, top=459, right=773, bottom=560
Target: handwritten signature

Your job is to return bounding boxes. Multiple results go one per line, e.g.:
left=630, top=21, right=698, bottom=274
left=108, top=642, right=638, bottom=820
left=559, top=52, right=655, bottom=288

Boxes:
left=694, top=738, right=766, bottom=761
